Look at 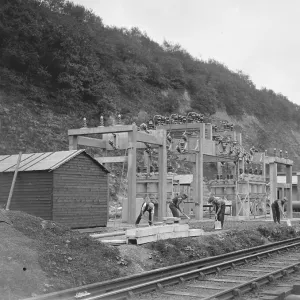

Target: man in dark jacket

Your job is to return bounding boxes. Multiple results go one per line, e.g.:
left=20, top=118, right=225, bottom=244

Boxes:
left=169, top=193, right=188, bottom=217
left=271, top=197, right=287, bottom=224
left=208, top=195, right=226, bottom=229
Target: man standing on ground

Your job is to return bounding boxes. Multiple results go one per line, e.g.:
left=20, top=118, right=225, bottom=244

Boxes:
left=208, top=195, right=226, bottom=229
left=169, top=193, right=188, bottom=218
left=271, top=197, right=287, bottom=224
left=135, top=195, right=155, bottom=226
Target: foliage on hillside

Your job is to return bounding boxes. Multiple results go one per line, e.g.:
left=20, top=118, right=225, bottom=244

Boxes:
left=1, top=0, right=300, bottom=168
left=1, top=0, right=300, bottom=121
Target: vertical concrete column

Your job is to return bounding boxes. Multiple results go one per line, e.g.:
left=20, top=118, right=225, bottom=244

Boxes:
left=237, top=133, right=244, bottom=173
left=68, top=136, right=78, bottom=150
left=195, top=123, right=205, bottom=220
left=206, top=123, right=213, bottom=140
left=269, top=163, right=277, bottom=219
left=158, top=129, right=167, bottom=221
left=286, top=165, right=293, bottom=219
left=127, top=125, right=137, bottom=224
left=297, top=172, right=300, bottom=201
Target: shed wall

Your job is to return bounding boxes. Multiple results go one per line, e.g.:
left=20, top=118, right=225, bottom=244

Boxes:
left=52, top=153, right=108, bottom=228
left=0, top=172, right=53, bottom=219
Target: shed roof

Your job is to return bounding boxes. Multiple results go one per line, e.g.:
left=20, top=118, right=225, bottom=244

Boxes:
left=0, top=150, right=109, bottom=173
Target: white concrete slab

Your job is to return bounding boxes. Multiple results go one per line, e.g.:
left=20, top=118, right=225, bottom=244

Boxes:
left=135, top=226, right=159, bottom=237
left=173, top=231, right=189, bottom=238
left=127, top=235, right=158, bottom=245
left=173, top=224, right=189, bottom=232
left=158, top=232, right=175, bottom=240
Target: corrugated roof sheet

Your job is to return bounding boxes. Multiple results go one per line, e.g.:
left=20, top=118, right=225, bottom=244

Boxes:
left=0, top=150, right=109, bottom=173
left=174, top=174, right=193, bottom=185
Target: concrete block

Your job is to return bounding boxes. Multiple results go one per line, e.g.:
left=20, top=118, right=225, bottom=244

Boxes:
left=156, top=225, right=175, bottom=233
left=127, top=234, right=158, bottom=245
left=100, top=240, right=127, bottom=244
left=125, top=228, right=137, bottom=237
left=158, top=232, right=175, bottom=240
left=163, top=217, right=180, bottom=221
left=166, top=219, right=174, bottom=224
left=188, top=229, right=204, bottom=237
left=135, top=226, right=159, bottom=237
left=173, top=231, right=189, bottom=238
left=173, top=224, right=189, bottom=232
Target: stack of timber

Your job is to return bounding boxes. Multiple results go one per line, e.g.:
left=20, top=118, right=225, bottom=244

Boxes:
left=126, top=224, right=204, bottom=245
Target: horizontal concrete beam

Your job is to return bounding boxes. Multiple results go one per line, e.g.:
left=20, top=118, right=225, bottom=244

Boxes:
left=177, top=153, right=235, bottom=163
left=136, top=131, right=163, bottom=145
left=265, top=156, right=293, bottom=166
left=68, top=125, right=134, bottom=136
left=77, top=136, right=108, bottom=148
left=94, top=156, right=128, bottom=163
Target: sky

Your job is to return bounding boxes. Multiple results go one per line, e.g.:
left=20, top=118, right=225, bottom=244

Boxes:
left=75, top=0, right=300, bottom=105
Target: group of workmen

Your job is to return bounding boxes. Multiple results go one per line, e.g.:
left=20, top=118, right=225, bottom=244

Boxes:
left=135, top=192, right=288, bottom=228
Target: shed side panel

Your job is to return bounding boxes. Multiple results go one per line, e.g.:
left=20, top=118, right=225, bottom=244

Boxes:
left=0, top=171, right=53, bottom=219
left=53, top=153, right=108, bottom=228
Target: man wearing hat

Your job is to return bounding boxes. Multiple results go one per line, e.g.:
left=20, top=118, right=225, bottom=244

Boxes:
left=169, top=193, right=188, bottom=218
left=135, top=195, right=155, bottom=226
left=208, top=195, right=226, bottom=229
left=271, top=197, right=287, bottom=224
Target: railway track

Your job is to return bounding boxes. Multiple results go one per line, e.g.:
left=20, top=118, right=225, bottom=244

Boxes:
left=27, top=237, right=300, bottom=300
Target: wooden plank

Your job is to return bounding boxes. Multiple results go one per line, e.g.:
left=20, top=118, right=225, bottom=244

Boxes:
left=6, top=152, right=22, bottom=210
left=68, top=125, right=134, bottom=136
left=207, top=278, right=246, bottom=283
left=136, top=132, right=163, bottom=145
left=77, top=136, right=107, bottom=148
left=163, top=291, right=203, bottom=298
left=187, top=284, right=224, bottom=290
left=94, top=156, right=128, bottom=164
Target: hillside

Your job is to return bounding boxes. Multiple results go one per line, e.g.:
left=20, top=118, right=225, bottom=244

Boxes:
left=1, top=0, right=300, bottom=171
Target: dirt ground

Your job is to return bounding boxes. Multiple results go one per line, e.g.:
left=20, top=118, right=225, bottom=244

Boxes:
left=1, top=210, right=299, bottom=300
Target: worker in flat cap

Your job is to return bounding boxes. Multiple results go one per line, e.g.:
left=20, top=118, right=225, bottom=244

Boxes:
left=208, top=194, right=226, bottom=229
left=271, top=196, right=287, bottom=224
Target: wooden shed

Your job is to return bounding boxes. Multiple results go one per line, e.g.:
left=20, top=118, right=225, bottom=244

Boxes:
left=0, top=150, right=109, bottom=228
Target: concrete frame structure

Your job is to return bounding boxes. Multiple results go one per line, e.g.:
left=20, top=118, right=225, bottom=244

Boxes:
left=265, top=155, right=293, bottom=219
left=158, top=122, right=237, bottom=220
left=68, top=124, right=167, bottom=224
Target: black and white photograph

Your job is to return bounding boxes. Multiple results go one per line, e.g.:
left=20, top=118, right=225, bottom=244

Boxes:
left=1, top=1, right=300, bottom=299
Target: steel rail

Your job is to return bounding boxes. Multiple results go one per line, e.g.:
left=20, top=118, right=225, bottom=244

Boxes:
left=201, top=262, right=300, bottom=300
left=81, top=241, right=300, bottom=300
left=25, top=237, right=300, bottom=300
